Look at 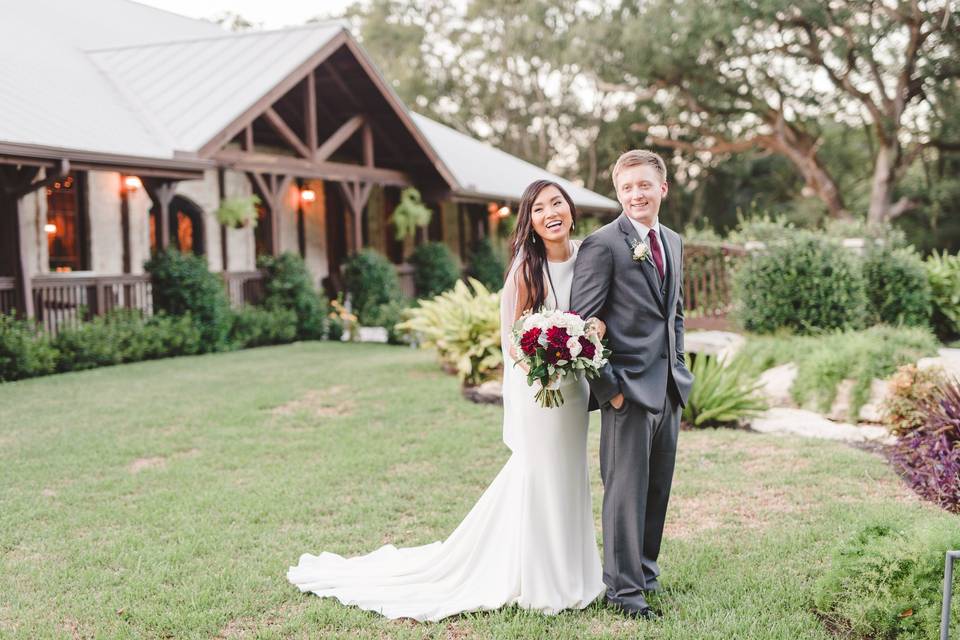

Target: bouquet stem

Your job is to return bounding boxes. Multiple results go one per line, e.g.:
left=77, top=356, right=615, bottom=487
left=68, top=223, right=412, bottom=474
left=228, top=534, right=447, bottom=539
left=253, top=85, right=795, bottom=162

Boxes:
left=535, top=387, right=565, bottom=408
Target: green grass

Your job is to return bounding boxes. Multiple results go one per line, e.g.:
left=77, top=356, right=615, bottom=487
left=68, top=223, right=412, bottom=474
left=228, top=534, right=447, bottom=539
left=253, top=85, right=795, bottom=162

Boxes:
left=1, top=342, right=957, bottom=639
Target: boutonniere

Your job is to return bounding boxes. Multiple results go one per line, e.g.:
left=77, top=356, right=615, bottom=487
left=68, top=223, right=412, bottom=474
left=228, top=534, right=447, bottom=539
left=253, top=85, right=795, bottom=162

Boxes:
left=630, top=239, right=650, bottom=263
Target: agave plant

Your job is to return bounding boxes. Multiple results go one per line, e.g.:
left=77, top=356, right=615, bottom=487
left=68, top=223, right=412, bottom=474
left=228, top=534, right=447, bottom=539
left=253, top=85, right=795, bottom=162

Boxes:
left=682, top=353, right=767, bottom=428
left=396, top=277, right=502, bottom=386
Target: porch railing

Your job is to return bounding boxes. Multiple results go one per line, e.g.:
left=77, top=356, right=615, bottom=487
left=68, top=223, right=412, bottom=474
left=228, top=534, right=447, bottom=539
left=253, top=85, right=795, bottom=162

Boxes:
left=4, top=271, right=266, bottom=335
left=682, top=242, right=747, bottom=331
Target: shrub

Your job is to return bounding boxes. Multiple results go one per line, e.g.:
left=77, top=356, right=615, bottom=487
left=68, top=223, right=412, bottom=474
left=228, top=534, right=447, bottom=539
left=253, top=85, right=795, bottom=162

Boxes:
left=466, top=238, right=506, bottom=292
left=926, top=250, right=960, bottom=340
left=682, top=354, right=767, bottom=428
left=342, top=249, right=405, bottom=325
left=733, top=234, right=868, bottom=334
left=409, top=242, right=461, bottom=299
left=229, top=306, right=298, bottom=348
left=141, top=313, right=203, bottom=358
left=397, top=278, right=502, bottom=385
left=812, top=520, right=960, bottom=639
left=861, top=245, right=932, bottom=327
left=0, top=314, right=57, bottom=381
left=789, top=326, right=940, bottom=419
left=890, top=377, right=960, bottom=514
left=145, top=248, right=232, bottom=351
left=258, top=252, right=328, bottom=339
left=882, top=364, right=948, bottom=436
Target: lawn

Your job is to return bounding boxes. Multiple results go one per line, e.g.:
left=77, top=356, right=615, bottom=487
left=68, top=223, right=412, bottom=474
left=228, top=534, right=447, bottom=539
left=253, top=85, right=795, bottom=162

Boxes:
left=1, top=342, right=956, bottom=639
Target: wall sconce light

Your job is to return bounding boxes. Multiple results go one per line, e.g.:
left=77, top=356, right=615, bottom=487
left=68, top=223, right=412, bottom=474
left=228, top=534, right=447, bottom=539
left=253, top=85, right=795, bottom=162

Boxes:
left=300, top=188, right=316, bottom=203
left=44, top=223, right=57, bottom=234
left=497, top=206, right=511, bottom=218
left=123, top=176, right=142, bottom=192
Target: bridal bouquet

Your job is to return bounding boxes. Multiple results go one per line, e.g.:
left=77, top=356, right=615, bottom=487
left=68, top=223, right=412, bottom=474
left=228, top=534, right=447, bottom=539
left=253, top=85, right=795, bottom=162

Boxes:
left=511, top=309, right=610, bottom=408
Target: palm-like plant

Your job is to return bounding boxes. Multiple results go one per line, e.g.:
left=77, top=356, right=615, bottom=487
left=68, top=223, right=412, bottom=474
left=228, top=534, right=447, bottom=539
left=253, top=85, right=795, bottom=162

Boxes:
left=682, top=353, right=767, bottom=428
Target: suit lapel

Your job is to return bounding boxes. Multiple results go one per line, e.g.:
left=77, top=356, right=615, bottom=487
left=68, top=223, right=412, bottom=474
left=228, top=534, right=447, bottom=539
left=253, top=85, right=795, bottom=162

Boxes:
left=660, top=225, right=679, bottom=313
left=617, top=214, right=665, bottom=311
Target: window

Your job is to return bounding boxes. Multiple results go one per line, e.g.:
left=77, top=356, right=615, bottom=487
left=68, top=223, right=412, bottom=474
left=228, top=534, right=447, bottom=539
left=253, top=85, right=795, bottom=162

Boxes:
left=46, top=172, right=87, bottom=271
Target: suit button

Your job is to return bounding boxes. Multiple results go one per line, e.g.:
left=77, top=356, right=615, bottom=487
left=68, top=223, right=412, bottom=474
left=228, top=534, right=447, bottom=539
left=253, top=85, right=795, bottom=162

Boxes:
left=660, top=352, right=667, bottom=359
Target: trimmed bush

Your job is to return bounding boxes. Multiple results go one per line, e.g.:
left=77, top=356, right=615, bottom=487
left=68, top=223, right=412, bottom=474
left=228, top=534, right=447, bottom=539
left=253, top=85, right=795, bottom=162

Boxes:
left=926, top=250, right=960, bottom=340
left=0, top=314, right=57, bottom=381
left=812, top=520, right=960, bottom=639
left=682, top=354, right=767, bottom=428
left=466, top=238, right=506, bottom=292
left=409, top=242, right=460, bottom=299
left=342, top=249, right=405, bottom=325
left=882, top=364, right=947, bottom=436
left=733, top=234, right=868, bottom=334
left=229, top=306, right=298, bottom=348
left=145, top=248, right=232, bottom=351
left=51, top=310, right=203, bottom=372
left=862, top=245, right=931, bottom=327
left=258, top=252, right=328, bottom=339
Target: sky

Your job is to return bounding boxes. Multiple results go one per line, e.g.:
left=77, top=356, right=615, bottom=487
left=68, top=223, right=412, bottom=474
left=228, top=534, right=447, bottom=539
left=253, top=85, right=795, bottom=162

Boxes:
left=137, top=0, right=356, bottom=29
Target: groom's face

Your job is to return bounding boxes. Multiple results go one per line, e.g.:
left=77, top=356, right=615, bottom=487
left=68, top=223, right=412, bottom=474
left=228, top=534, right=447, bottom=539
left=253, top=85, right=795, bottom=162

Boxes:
left=615, top=164, right=668, bottom=226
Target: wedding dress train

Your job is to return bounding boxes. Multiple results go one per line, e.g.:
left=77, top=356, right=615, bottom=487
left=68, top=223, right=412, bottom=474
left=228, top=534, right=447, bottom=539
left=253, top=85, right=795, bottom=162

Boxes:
left=288, top=241, right=604, bottom=621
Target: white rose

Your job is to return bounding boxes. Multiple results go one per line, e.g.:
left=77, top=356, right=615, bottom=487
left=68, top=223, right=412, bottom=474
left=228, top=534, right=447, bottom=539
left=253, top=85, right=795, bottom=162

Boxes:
left=566, top=336, right=582, bottom=358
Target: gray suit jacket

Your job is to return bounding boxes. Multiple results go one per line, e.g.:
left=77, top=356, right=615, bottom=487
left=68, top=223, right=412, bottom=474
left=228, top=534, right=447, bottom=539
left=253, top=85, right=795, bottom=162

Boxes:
left=570, top=213, right=694, bottom=412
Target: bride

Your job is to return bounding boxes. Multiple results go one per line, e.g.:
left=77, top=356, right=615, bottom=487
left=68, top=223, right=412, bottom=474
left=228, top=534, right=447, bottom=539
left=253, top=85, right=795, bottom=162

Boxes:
left=287, top=179, right=606, bottom=621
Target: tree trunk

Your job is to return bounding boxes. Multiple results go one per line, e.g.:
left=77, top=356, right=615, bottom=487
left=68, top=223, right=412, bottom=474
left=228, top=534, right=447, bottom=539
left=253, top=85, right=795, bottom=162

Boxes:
left=866, top=141, right=900, bottom=227
left=766, top=125, right=850, bottom=220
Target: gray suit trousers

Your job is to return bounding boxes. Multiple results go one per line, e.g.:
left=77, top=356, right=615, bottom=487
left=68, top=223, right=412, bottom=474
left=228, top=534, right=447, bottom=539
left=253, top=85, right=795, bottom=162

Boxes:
left=599, top=389, right=680, bottom=607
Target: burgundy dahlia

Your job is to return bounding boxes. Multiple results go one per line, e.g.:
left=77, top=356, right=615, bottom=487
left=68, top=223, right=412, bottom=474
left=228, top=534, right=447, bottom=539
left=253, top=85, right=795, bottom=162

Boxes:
left=578, top=336, right=596, bottom=360
left=546, top=326, right=570, bottom=347
left=520, top=328, right=542, bottom=356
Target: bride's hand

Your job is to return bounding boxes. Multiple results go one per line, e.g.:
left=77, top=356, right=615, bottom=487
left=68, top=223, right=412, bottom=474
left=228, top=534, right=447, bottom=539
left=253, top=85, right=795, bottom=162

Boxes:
left=587, top=317, right=606, bottom=340
left=509, top=344, right=531, bottom=374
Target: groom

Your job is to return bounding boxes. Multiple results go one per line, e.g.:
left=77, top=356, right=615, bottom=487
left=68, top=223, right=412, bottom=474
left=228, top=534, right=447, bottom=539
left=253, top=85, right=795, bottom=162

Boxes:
left=570, top=149, right=693, bottom=619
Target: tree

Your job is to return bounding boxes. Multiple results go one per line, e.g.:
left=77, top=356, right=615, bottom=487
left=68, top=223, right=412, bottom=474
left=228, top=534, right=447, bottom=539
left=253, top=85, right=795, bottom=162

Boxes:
left=588, top=0, right=958, bottom=226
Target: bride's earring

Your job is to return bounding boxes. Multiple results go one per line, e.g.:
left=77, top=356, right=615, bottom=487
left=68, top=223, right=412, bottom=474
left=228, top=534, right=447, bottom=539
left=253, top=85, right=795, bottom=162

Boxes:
left=529, top=233, right=537, bottom=244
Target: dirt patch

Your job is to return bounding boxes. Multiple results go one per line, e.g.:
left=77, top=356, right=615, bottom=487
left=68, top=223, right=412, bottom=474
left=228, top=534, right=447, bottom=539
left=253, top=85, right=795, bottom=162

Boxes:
left=215, top=601, right=310, bottom=638
left=272, top=386, right=353, bottom=419
left=59, top=617, right=83, bottom=640
left=666, top=484, right=805, bottom=540
left=41, top=488, right=57, bottom=497
left=128, top=457, right=166, bottom=474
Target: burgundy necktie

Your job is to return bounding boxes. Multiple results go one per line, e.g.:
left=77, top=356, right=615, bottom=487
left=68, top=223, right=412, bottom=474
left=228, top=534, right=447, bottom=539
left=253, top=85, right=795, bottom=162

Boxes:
left=648, top=229, right=665, bottom=280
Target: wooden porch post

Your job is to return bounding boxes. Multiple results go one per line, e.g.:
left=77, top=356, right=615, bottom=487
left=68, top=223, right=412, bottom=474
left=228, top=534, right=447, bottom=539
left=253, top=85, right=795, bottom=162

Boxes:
left=337, top=180, right=374, bottom=254
left=0, top=165, right=47, bottom=319
left=144, top=179, right=177, bottom=251
left=249, top=172, right=292, bottom=256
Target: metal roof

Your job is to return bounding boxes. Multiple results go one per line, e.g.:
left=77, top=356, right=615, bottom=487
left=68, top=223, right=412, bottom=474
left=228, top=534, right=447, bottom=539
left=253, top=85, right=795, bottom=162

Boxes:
left=0, top=1, right=618, bottom=210
left=87, top=25, right=344, bottom=155
left=410, top=114, right=619, bottom=212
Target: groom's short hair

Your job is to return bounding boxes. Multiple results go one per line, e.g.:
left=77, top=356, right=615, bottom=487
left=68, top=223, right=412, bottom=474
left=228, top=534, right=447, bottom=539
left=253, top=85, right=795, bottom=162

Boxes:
left=612, top=149, right=668, bottom=185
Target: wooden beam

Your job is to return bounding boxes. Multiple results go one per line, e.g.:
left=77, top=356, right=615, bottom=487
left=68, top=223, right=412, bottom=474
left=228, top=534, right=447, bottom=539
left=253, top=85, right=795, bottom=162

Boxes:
left=196, top=31, right=349, bottom=158
left=214, top=149, right=411, bottom=186
left=0, top=166, right=39, bottom=319
left=315, top=115, right=364, bottom=162
left=363, top=122, right=374, bottom=167
left=244, top=125, right=254, bottom=152
left=263, top=107, right=311, bottom=159
left=144, top=179, right=177, bottom=251
left=306, top=71, right=318, bottom=153
left=322, top=62, right=363, bottom=111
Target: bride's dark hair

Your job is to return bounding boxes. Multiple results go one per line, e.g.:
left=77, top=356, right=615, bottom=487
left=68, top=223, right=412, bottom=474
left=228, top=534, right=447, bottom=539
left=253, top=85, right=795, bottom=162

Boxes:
left=506, top=179, right=578, bottom=313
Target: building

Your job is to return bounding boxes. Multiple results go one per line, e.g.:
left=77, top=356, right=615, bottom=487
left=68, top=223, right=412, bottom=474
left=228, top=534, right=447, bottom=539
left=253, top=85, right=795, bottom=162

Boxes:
left=0, top=0, right=619, bottom=330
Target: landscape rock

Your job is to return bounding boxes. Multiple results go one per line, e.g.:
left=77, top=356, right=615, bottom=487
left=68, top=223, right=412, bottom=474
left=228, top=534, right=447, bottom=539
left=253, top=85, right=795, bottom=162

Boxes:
left=751, top=408, right=894, bottom=444
left=757, top=363, right=797, bottom=408
left=462, top=380, right=503, bottom=405
left=685, top=331, right=746, bottom=365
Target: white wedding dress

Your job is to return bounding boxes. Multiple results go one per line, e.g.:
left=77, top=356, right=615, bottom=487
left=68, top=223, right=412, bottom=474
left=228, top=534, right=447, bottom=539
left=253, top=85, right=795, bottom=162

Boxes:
left=287, top=240, right=604, bottom=621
